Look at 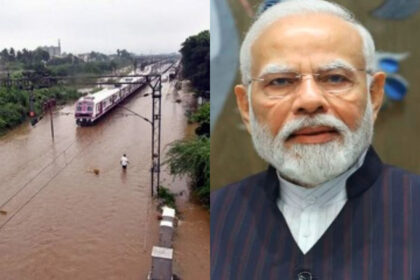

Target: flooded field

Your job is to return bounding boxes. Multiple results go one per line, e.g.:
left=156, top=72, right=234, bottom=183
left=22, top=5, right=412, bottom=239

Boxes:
left=0, top=68, right=209, bottom=279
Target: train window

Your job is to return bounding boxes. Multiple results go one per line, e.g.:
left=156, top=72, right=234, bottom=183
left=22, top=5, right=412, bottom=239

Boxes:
left=77, top=106, right=82, bottom=111
left=87, top=106, right=93, bottom=111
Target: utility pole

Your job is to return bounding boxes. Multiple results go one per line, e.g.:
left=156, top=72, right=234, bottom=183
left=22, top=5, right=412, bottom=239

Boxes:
left=43, top=99, right=56, bottom=141
left=109, top=74, right=163, bottom=197
left=147, top=75, right=162, bottom=197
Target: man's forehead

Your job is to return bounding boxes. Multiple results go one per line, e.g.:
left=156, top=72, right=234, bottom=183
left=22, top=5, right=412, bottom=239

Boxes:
left=250, top=13, right=364, bottom=74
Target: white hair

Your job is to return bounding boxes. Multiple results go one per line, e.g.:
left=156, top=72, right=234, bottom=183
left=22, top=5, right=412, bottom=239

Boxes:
left=248, top=87, right=374, bottom=186
left=239, top=0, right=376, bottom=86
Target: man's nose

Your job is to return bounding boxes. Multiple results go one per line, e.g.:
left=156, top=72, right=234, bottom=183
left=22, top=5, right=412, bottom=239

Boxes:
left=292, top=76, right=329, bottom=116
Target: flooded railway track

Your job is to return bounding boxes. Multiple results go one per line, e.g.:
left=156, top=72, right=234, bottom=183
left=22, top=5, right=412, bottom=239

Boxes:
left=0, top=62, right=209, bottom=279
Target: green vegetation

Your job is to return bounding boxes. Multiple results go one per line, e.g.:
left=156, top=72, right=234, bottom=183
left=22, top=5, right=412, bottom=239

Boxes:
left=164, top=31, right=210, bottom=208
left=189, top=102, right=210, bottom=137
left=179, top=30, right=209, bottom=96
left=165, top=101, right=210, bottom=208
left=1, top=48, right=50, bottom=67
left=0, top=47, right=138, bottom=135
left=0, top=86, right=81, bottom=134
left=165, top=136, right=210, bottom=207
left=157, top=186, right=177, bottom=210
left=0, top=48, right=134, bottom=77
left=189, top=102, right=209, bottom=124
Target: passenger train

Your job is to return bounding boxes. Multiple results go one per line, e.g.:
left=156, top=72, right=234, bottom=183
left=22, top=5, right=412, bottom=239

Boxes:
left=74, top=75, right=145, bottom=125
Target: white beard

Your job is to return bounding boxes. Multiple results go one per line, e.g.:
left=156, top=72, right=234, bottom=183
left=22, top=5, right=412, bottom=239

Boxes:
left=249, top=96, right=374, bottom=187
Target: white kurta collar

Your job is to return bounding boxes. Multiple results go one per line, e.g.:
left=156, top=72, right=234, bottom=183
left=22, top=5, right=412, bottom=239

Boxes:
left=276, top=149, right=368, bottom=254
left=277, top=149, right=368, bottom=209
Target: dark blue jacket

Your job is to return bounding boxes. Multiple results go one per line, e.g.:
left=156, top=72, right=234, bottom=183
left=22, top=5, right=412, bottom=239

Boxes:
left=211, top=147, right=420, bottom=279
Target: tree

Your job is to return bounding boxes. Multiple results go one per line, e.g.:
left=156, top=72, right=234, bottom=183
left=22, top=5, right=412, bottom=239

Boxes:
left=110, top=60, right=117, bottom=73
left=165, top=101, right=210, bottom=207
left=20, top=49, right=32, bottom=65
left=16, top=50, right=22, bottom=61
left=165, top=136, right=210, bottom=207
left=0, top=48, right=10, bottom=63
left=119, top=49, right=131, bottom=60
left=190, top=102, right=210, bottom=137
left=33, top=48, right=50, bottom=63
left=179, top=30, right=210, bottom=95
left=9, top=48, right=16, bottom=60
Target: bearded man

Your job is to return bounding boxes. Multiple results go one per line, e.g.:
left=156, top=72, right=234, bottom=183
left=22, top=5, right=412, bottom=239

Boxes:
left=210, top=0, right=420, bottom=279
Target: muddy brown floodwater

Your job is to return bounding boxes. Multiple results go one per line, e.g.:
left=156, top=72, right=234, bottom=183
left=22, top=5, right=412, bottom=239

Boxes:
left=0, top=67, right=209, bottom=280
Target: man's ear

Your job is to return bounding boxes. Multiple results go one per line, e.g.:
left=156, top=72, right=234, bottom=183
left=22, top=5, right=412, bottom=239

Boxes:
left=369, top=72, right=386, bottom=121
left=234, top=84, right=251, bottom=133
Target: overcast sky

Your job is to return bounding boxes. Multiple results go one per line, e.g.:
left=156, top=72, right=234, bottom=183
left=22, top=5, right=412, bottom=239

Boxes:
left=0, top=0, right=209, bottom=55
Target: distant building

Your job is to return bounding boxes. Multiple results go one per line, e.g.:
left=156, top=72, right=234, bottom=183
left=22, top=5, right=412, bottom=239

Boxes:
left=39, top=39, right=61, bottom=57
left=77, top=53, right=90, bottom=62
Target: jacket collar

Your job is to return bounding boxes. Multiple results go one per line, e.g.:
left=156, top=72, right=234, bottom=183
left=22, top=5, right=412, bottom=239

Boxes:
left=346, top=147, right=383, bottom=199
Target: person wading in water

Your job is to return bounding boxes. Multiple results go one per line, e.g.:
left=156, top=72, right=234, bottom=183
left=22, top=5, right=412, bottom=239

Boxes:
left=120, top=154, right=129, bottom=170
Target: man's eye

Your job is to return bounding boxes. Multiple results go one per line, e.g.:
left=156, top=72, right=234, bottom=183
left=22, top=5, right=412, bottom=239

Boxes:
left=268, top=78, right=295, bottom=87
left=321, top=74, right=349, bottom=84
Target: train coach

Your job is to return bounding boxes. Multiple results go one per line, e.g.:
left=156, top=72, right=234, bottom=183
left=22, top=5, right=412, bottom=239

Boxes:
left=75, top=75, right=145, bottom=125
